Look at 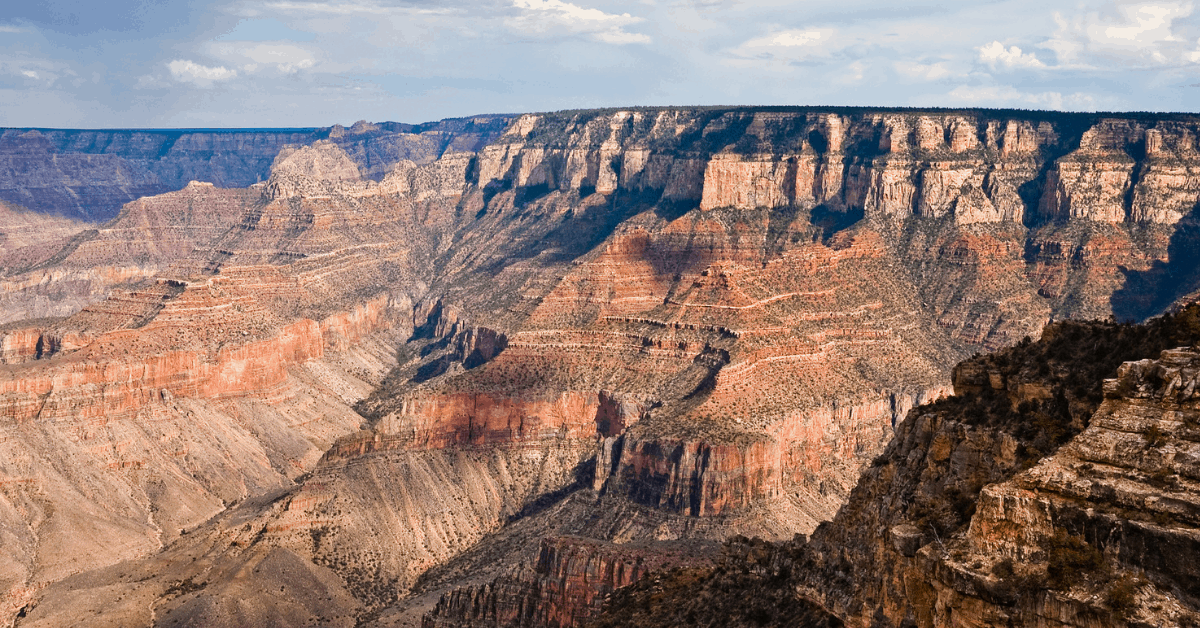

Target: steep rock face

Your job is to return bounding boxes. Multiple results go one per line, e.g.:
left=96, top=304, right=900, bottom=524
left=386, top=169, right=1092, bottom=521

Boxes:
left=911, top=347, right=1200, bottom=628
left=6, top=108, right=1200, bottom=628
left=789, top=312, right=1200, bottom=628
left=0, top=118, right=512, bottom=222
left=0, top=275, right=410, bottom=618
left=589, top=310, right=1200, bottom=628
left=425, top=537, right=714, bottom=628
left=1042, top=120, right=1200, bottom=226
left=450, top=108, right=1200, bottom=344
left=604, top=390, right=942, bottom=519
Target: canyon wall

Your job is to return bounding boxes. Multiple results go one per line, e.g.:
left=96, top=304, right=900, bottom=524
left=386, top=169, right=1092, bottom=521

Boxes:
left=588, top=311, right=1200, bottom=628
left=2, top=107, right=1200, bottom=627
left=0, top=270, right=413, bottom=618
left=0, top=135, right=488, bottom=617
left=789, top=315, right=1200, bottom=628
left=0, top=116, right=511, bottom=221
left=425, top=537, right=715, bottom=628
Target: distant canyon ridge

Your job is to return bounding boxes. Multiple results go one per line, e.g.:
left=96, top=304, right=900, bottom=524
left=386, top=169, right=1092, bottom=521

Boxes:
left=0, top=107, right=1197, bottom=627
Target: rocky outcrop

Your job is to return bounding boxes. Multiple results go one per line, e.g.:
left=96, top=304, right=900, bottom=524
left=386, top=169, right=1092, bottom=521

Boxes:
left=914, top=346, right=1200, bottom=627
left=6, top=108, right=1200, bottom=628
left=265, top=142, right=370, bottom=199
left=0, top=118, right=512, bottom=222
left=590, top=308, right=1200, bottom=628
left=0, top=271, right=412, bottom=618
left=786, top=313, right=1200, bottom=628
left=424, top=537, right=715, bottom=628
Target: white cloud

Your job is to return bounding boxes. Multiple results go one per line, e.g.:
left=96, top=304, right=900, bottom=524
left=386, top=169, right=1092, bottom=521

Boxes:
left=728, top=28, right=834, bottom=61
left=208, top=42, right=316, bottom=73
left=265, top=2, right=393, bottom=15
left=1099, top=2, right=1190, bottom=43
left=167, top=59, right=238, bottom=85
left=514, top=0, right=625, bottom=24
left=0, top=25, right=26, bottom=33
left=945, top=84, right=1098, bottom=110
left=1048, top=2, right=1197, bottom=67
left=977, top=41, right=1045, bottom=69
left=742, top=30, right=827, bottom=48
left=842, top=60, right=866, bottom=83
left=593, top=29, right=652, bottom=44
left=894, top=60, right=952, bottom=80
left=507, top=0, right=650, bottom=45
left=21, top=70, right=38, bottom=79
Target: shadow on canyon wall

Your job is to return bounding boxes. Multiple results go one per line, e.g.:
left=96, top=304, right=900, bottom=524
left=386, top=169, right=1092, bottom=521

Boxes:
left=1112, top=201, right=1200, bottom=322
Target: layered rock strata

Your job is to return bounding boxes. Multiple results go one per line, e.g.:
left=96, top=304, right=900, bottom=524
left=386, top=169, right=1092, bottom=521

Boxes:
left=790, top=312, right=1200, bottom=628
left=589, top=309, right=1200, bottom=628
left=0, top=138, right=491, bottom=616
left=4, top=108, right=1200, bottom=628
left=0, top=274, right=410, bottom=618
left=0, top=182, right=262, bottom=324
left=0, top=117, right=511, bottom=222
left=0, top=201, right=90, bottom=270
left=425, top=537, right=715, bottom=628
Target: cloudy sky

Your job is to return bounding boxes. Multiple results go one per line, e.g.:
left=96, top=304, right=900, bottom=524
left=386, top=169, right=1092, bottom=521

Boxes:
left=2, top=0, right=1199, bottom=127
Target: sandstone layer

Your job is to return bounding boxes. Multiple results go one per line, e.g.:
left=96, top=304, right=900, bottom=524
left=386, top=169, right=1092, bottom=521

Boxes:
left=3, top=108, right=1200, bottom=628
left=0, top=118, right=511, bottom=222
left=792, top=315, right=1200, bottom=628
left=587, top=308, right=1200, bottom=628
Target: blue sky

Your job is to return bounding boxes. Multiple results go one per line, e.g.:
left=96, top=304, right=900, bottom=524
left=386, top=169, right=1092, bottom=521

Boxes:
left=2, top=1, right=1199, bottom=127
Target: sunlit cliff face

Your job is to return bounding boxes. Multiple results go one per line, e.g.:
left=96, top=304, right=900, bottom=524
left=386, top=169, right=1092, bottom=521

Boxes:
left=2, top=108, right=1200, bottom=627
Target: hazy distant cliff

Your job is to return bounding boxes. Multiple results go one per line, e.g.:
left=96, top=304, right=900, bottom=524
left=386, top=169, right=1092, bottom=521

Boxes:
left=0, top=117, right=511, bottom=221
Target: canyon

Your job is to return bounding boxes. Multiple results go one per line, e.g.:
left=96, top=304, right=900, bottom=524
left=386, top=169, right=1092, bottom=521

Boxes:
left=590, top=307, right=1200, bottom=628
left=0, top=107, right=1198, bottom=627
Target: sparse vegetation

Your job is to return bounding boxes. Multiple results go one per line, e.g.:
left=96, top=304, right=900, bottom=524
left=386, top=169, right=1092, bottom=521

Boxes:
left=1106, top=573, right=1142, bottom=619
left=587, top=537, right=841, bottom=628
left=1145, top=423, right=1167, bottom=447
left=1044, top=529, right=1106, bottom=590
left=592, top=304, right=1200, bottom=626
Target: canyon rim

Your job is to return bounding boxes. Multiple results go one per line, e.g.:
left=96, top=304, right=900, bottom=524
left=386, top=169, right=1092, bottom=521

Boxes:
left=0, top=106, right=1199, bottom=628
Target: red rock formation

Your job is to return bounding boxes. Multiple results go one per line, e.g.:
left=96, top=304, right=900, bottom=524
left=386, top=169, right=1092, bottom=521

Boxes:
left=424, top=537, right=715, bottom=628
left=6, top=108, right=1200, bottom=628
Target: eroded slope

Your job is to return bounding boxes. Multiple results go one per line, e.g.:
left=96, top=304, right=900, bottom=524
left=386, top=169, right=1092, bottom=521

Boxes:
left=4, top=107, right=1200, bottom=627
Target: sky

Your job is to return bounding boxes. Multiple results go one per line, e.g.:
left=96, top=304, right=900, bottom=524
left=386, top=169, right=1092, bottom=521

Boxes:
left=1, top=0, right=1199, bottom=128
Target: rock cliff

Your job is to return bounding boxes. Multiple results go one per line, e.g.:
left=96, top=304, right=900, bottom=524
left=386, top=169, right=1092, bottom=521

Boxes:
left=588, top=305, right=1200, bottom=628
left=0, top=117, right=511, bottom=222
left=4, top=107, right=1200, bottom=628
left=425, top=537, right=715, bottom=628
